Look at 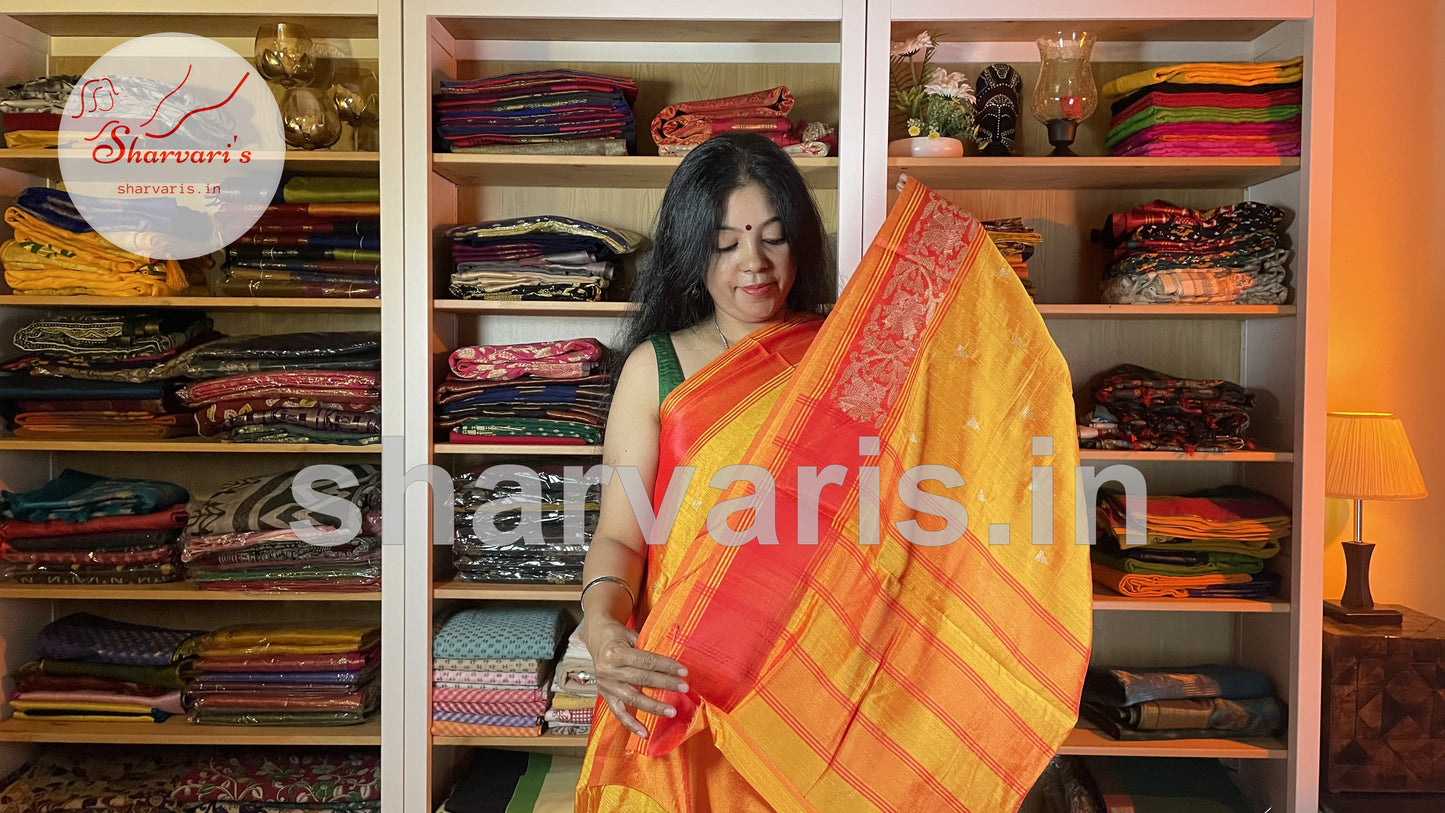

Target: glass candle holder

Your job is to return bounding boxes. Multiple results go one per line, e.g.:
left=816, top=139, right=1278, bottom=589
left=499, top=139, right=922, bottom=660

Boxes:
left=1030, top=31, right=1097, bottom=157
left=254, top=23, right=316, bottom=88
left=282, top=86, right=342, bottom=150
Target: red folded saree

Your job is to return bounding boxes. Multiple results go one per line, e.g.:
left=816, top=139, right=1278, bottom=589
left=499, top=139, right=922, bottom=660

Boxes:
left=650, top=86, right=794, bottom=147
left=579, top=179, right=1093, bottom=812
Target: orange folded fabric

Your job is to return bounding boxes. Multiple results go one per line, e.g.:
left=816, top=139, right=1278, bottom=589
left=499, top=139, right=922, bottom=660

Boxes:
left=1091, top=563, right=1252, bottom=597
left=650, top=86, right=794, bottom=146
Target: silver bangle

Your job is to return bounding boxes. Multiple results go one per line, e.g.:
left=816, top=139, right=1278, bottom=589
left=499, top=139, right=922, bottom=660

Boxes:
left=580, top=575, right=635, bottom=611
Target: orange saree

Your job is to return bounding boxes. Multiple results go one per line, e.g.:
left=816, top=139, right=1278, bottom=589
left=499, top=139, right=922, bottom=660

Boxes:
left=579, top=179, right=1092, bottom=812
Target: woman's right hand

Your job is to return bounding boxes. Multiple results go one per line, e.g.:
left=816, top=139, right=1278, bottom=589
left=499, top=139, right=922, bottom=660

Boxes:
left=586, top=616, right=689, bottom=739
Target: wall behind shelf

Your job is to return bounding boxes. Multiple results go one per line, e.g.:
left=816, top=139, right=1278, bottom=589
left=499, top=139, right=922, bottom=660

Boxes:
left=1327, top=0, right=1445, bottom=622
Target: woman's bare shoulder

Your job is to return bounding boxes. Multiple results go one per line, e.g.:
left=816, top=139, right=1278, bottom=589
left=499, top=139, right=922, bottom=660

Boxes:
left=611, top=340, right=660, bottom=416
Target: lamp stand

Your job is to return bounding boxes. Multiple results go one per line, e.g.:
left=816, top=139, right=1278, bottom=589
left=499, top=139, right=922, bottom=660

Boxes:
left=1324, top=500, right=1402, bottom=625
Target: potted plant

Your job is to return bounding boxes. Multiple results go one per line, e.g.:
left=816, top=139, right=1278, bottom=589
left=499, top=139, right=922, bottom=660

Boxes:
left=888, top=31, right=978, bottom=157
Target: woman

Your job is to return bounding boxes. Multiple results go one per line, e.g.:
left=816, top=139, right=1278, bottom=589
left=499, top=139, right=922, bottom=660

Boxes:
left=578, top=134, right=1093, bottom=812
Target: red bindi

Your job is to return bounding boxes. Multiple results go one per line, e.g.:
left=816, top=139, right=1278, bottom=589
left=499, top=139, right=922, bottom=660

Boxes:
left=744, top=224, right=752, bottom=230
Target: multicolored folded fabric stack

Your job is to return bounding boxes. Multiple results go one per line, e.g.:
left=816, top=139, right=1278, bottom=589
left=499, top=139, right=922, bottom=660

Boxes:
left=1090, top=485, right=1288, bottom=600
left=182, top=464, right=382, bottom=593
left=172, top=331, right=381, bottom=444
left=1081, top=664, right=1283, bottom=742
left=172, top=749, right=381, bottom=811
left=187, top=624, right=381, bottom=726
left=0, top=75, right=75, bottom=149
left=651, top=86, right=835, bottom=157
left=431, top=607, right=570, bottom=738
left=217, top=176, right=381, bottom=299
left=1078, top=363, right=1255, bottom=453
left=0, top=469, right=187, bottom=586
left=442, top=338, right=608, bottom=445
left=446, top=214, right=642, bottom=302
left=546, top=627, right=596, bottom=736
left=435, top=69, right=638, bottom=155
left=1, top=187, right=190, bottom=296
left=1092, top=199, right=1291, bottom=305
left=437, top=750, right=584, bottom=813
left=981, top=217, right=1043, bottom=299
left=1101, top=56, right=1304, bottom=156
left=8, top=612, right=200, bottom=723
left=451, top=464, right=598, bottom=584
left=1098, top=55, right=1306, bottom=157
left=0, top=310, right=213, bottom=439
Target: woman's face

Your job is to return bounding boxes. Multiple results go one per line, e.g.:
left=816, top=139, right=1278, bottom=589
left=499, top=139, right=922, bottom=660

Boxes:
left=704, top=182, right=796, bottom=325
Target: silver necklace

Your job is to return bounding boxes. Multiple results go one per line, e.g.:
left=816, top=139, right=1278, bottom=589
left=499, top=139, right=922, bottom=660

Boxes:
left=712, top=312, right=730, bottom=349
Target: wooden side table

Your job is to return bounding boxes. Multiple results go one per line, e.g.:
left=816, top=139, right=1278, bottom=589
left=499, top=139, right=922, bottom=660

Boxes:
left=1322, top=605, right=1445, bottom=792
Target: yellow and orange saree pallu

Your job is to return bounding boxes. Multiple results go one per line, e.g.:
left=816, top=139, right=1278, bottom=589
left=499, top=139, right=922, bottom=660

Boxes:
left=580, top=179, right=1092, bottom=813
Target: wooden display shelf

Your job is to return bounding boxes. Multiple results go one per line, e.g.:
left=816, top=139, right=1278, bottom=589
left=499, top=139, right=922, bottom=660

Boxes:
left=0, top=438, right=380, bottom=453
left=1078, top=449, right=1293, bottom=463
left=433, top=581, right=581, bottom=601
left=1091, top=585, right=1288, bottom=613
left=0, top=583, right=381, bottom=601
left=433, top=300, right=634, bottom=316
left=434, top=16, right=838, bottom=44
left=433, top=154, right=839, bottom=188
left=889, top=157, right=1300, bottom=190
left=434, top=443, right=600, bottom=456
left=1037, top=304, right=1296, bottom=319
left=0, top=149, right=379, bottom=180
left=0, top=715, right=382, bottom=745
left=5, top=10, right=379, bottom=39
left=894, top=19, right=1285, bottom=44
left=433, top=733, right=588, bottom=749
left=1057, top=725, right=1287, bottom=759
left=0, top=295, right=379, bottom=310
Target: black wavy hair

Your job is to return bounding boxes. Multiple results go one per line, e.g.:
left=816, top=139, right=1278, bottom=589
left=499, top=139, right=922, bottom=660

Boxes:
left=616, top=132, right=830, bottom=365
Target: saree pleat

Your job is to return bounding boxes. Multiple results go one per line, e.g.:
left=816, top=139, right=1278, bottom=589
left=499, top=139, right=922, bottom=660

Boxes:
left=579, top=179, right=1092, bottom=812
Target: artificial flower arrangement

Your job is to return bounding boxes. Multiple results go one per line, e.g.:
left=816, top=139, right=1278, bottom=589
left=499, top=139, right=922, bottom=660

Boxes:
left=890, top=31, right=978, bottom=144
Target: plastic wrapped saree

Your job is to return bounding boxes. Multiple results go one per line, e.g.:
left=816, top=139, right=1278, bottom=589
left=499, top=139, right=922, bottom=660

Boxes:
left=578, top=179, right=1093, bottom=812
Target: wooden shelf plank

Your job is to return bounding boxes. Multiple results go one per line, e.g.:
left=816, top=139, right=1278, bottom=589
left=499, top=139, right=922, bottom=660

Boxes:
left=0, top=295, right=379, bottom=310
left=1091, top=586, right=1288, bottom=614
left=433, top=733, right=588, bottom=749
left=893, top=19, right=1287, bottom=44
left=0, top=583, right=381, bottom=601
left=1057, top=726, right=1287, bottom=759
left=1037, top=304, right=1296, bottom=319
left=0, top=149, right=379, bottom=181
left=0, top=438, right=380, bottom=454
left=434, top=443, right=601, bottom=456
left=435, top=16, right=839, bottom=43
left=433, top=581, right=581, bottom=601
left=1078, top=449, right=1293, bottom=462
left=433, top=300, right=634, bottom=316
left=0, top=715, right=382, bottom=745
left=433, top=154, right=838, bottom=188
left=889, top=157, right=1300, bottom=190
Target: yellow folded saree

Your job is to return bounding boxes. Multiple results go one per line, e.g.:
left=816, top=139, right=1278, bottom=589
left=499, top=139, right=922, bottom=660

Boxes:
left=1102, top=56, right=1304, bottom=97
left=579, top=179, right=1093, bottom=812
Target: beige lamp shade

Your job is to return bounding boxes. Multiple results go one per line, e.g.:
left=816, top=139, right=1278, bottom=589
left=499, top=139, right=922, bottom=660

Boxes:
left=1325, top=412, right=1428, bottom=500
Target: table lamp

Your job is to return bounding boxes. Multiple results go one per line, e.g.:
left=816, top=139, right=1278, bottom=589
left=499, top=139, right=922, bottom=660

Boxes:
left=1324, top=411, right=1428, bottom=625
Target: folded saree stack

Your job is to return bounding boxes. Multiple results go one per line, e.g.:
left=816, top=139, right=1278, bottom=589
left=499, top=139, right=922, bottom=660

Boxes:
left=442, top=338, right=608, bottom=444
left=1081, top=664, right=1283, bottom=742
left=981, top=217, right=1043, bottom=299
left=446, top=215, right=642, bottom=301
left=187, top=624, right=381, bottom=725
left=1092, top=199, right=1291, bottom=305
left=546, top=627, right=596, bottom=735
left=1029, top=755, right=1256, bottom=813
left=174, top=331, right=381, bottom=444
left=438, top=751, right=584, bottom=813
left=1101, top=56, right=1303, bottom=156
left=1, top=187, right=189, bottom=296
left=435, top=69, right=638, bottom=155
left=0, top=74, right=75, bottom=148
left=431, top=607, right=569, bottom=738
left=1091, top=485, right=1288, bottom=599
left=217, top=176, right=382, bottom=299
left=0, top=469, right=188, bottom=585
left=182, top=464, right=382, bottom=592
left=7, top=612, right=200, bottom=723
left=1079, top=363, right=1256, bottom=453
left=650, top=86, right=836, bottom=157
left=452, top=464, right=598, bottom=584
